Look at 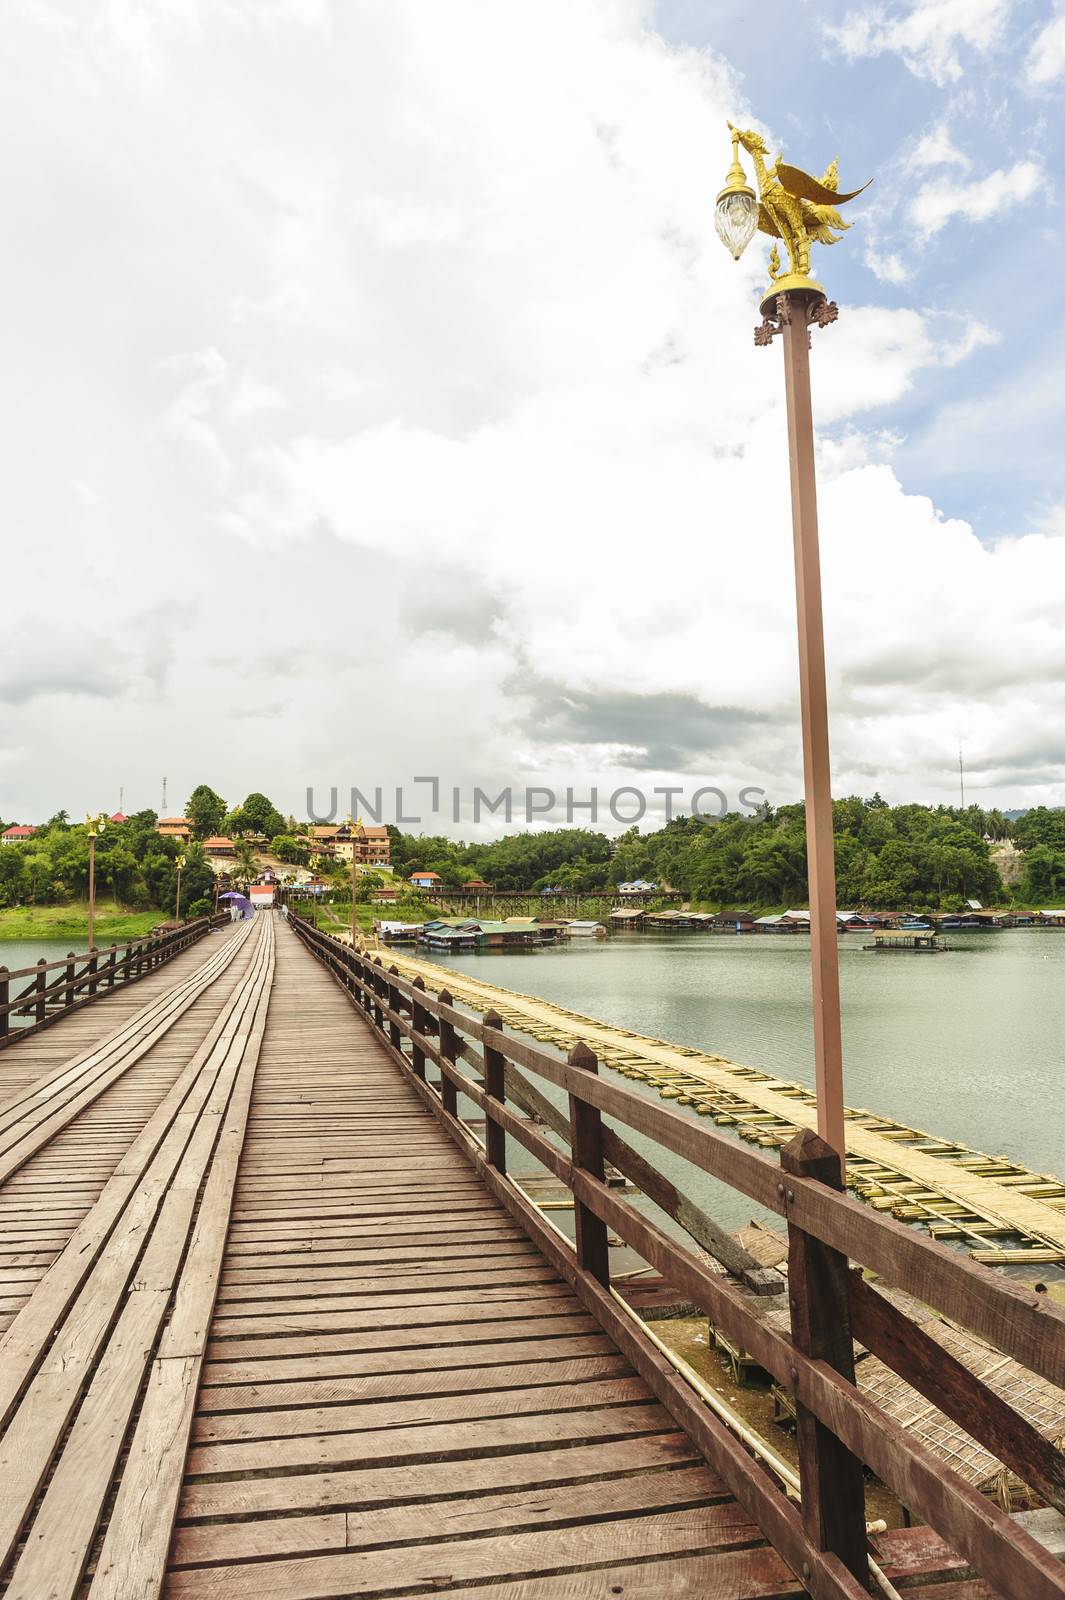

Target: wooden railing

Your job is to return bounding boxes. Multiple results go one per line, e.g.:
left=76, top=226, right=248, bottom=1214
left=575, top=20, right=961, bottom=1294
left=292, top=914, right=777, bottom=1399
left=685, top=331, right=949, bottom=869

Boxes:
left=289, top=913, right=1065, bottom=1600
left=0, top=913, right=229, bottom=1049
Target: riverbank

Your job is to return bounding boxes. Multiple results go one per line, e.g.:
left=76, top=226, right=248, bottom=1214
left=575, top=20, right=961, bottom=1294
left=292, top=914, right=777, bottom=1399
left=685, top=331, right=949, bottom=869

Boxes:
left=0, top=900, right=165, bottom=942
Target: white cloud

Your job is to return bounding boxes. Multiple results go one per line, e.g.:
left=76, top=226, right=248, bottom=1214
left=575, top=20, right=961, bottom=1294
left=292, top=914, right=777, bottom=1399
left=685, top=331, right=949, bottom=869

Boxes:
left=907, top=127, right=970, bottom=170
left=826, top=0, right=1013, bottom=86
left=909, top=159, right=1040, bottom=237
left=2, top=0, right=1064, bottom=825
left=1027, top=7, right=1065, bottom=85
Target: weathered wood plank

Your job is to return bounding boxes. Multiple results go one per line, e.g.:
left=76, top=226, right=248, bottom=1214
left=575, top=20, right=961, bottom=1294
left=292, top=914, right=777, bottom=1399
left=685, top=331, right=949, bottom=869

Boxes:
left=166, top=1503, right=771, bottom=1598
left=177, top=1431, right=703, bottom=1520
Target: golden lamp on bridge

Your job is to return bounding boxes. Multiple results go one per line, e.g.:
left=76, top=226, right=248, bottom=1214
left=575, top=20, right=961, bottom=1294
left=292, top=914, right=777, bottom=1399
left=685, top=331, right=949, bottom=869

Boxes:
left=714, top=122, right=870, bottom=315
left=712, top=120, right=870, bottom=1167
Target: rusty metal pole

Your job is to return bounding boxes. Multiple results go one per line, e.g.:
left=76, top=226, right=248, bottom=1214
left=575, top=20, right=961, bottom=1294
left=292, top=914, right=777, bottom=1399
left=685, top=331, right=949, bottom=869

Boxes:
left=87, top=832, right=96, bottom=953
left=776, top=292, right=845, bottom=1161
left=351, top=839, right=358, bottom=952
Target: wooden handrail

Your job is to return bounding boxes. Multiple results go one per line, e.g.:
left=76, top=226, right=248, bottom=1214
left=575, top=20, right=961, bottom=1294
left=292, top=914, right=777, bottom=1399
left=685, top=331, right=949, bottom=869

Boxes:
left=0, top=915, right=221, bottom=986
left=296, top=919, right=1065, bottom=1387
left=0, top=915, right=227, bottom=1047
left=290, top=913, right=1065, bottom=1600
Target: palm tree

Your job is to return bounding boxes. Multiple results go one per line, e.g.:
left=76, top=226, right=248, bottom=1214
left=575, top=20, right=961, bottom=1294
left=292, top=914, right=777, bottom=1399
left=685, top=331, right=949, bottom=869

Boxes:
left=233, top=839, right=259, bottom=889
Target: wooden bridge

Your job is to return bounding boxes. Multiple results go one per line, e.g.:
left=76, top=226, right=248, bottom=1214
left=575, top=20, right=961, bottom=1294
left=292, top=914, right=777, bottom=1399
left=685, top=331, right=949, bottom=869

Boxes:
left=0, top=912, right=1063, bottom=1597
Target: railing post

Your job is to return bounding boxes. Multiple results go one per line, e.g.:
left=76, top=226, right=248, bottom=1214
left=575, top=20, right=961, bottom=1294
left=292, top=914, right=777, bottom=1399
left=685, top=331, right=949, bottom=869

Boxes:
left=780, top=1128, right=869, bottom=1587
left=64, top=951, right=76, bottom=1011
left=87, top=949, right=99, bottom=998
left=124, top=942, right=133, bottom=982
left=410, top=977, right=427, bottom=1078
left=0, top=967, right=8, bottom=1040
left=483, top=1008, right=506, bottom=1174
left=438, top=989, right=458, bottom=1118
left=567, top=1040, right=610, bottom=1288
left=387, top=966, right=403, bottom=1051
left=35, top=959, right=47, bottom=1024
left=371, top=959, right=384, bottom=1030
left=106, top=944, right=117, bottom=988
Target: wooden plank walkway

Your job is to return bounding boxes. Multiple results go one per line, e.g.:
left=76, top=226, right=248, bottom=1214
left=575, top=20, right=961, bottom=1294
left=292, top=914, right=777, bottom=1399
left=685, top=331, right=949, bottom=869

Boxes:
left=0, top=914, right=274, bottom=1598
left=0, top=921, right=253, bottom=1333
left=378, top=945, right=1065, bottom=1266
left=159, top=921, right=823, bottom=1599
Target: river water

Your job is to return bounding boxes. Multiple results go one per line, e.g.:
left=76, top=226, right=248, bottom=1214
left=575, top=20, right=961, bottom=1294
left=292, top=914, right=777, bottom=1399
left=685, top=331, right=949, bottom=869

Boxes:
left=0, top=941, right=88, bottom=1031
left=428, top=929, right=1065, bottom=1238
left=6, top=926, right=1062, bottom=1244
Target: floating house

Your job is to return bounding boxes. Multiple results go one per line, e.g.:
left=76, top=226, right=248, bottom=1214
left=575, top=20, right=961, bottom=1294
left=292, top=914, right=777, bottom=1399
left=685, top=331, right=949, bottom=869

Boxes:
left=712, top=910, right=757, bottom=933
left=609, top=907, right=646, bottom=927
left=376, top=920, right=423, bottom=944
left=418, top=921, right=478, bottom=952
left=465, top=918, right=541, bottom=948
left=752, top=914, right=801, bottom=934
left=563, top=920, right=606, bottom=938
left=645, top=911, right=717, bottom=930
left=936, top=910, right=1000, bottom=931
left=865, top=928, right=942, bottom=953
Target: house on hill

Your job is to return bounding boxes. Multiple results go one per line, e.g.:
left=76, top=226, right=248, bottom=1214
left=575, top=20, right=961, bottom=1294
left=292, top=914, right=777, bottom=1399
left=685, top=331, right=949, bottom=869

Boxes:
left=203, top=836, right=237, bottom=870
left=156, top=817, right=192, bottom=843
left=333, top=822, right=392, bottom=867
left=409, top=869, right=442, bottom=890
left=1, top=824, right=37, bottom=844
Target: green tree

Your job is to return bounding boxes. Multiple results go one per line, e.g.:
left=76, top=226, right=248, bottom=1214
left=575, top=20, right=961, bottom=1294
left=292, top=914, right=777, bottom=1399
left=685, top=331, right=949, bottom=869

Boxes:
left=1020, top=845, right=1065, bottom=903
left=232, top=840, right=259, bottom=888
left=231, top=792, right=286, bottom=839
left=185, top=785, right=227, bottom=840
left=270, top=833, right=310, bottom=864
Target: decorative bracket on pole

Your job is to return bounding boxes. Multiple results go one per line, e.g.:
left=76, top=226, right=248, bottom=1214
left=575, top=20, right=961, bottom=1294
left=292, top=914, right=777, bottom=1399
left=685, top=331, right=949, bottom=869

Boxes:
left=755, top=293, right=839, bottom=348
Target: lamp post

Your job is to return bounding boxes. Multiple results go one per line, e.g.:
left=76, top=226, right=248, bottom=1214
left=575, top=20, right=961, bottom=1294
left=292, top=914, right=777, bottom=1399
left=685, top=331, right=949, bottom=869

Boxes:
left=175, top=854, right=186, bottom=923
left=345, top=816, right=360, bottom=950
left=85, top=813, right=108, bottom=951
left=715, top=125, right=870, bottom=1164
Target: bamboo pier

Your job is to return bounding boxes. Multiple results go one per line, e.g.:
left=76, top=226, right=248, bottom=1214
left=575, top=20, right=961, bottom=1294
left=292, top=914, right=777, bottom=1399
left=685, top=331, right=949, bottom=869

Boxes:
left=376, top=943, right=1065, bottom=1269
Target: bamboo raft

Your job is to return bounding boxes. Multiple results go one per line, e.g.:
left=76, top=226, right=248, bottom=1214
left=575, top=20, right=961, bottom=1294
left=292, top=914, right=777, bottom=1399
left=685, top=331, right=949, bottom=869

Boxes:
left=376, top=943, right=1065, bottom=1269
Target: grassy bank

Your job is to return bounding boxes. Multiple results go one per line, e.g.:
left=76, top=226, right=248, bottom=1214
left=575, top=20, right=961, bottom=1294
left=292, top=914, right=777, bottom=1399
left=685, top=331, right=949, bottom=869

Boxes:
left=0, top=900, right=167, bottom=943
left=316, top=898, right=435, bottom=933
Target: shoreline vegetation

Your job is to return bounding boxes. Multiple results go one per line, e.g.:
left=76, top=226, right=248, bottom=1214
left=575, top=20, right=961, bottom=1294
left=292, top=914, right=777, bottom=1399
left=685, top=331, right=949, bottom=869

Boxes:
left=0, top=900, right=168, bottom=942
left=3, top=792, right=1065, bottom=946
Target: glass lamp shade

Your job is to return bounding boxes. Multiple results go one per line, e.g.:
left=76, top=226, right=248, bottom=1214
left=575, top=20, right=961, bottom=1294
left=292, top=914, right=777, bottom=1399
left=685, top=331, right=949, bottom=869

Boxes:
left=714, top=189, right=758, bottom=260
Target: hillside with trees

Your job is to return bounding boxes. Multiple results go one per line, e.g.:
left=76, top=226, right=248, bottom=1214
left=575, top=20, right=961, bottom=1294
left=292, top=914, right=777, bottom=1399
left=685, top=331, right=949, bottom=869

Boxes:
left=3, top=791, right=1059, bottom=925
left=0, top=811, right=216, bottom=917
left=385, top=797, right=1020, bottom=910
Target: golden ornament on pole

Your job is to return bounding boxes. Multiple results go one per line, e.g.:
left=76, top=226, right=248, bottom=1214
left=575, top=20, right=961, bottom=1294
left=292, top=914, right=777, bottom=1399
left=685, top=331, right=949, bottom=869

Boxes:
left=715, top=122, right=871, bottom=1166
left=719, top=123, right=870, bottom=311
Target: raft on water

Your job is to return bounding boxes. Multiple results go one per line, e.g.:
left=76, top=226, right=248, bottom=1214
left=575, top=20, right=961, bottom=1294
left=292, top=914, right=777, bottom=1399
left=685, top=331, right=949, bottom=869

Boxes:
left=864, top=928, right=944, bottom=952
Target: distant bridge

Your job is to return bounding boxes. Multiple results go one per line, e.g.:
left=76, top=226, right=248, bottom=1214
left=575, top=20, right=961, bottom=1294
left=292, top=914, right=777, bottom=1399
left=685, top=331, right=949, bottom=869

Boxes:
left=423, top=888, right=682, bottom=916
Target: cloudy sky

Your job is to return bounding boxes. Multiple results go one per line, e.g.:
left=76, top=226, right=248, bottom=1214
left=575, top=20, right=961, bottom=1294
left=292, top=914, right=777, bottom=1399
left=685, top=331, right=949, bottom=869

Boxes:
left=2, top=0, right=1063, bottom=833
